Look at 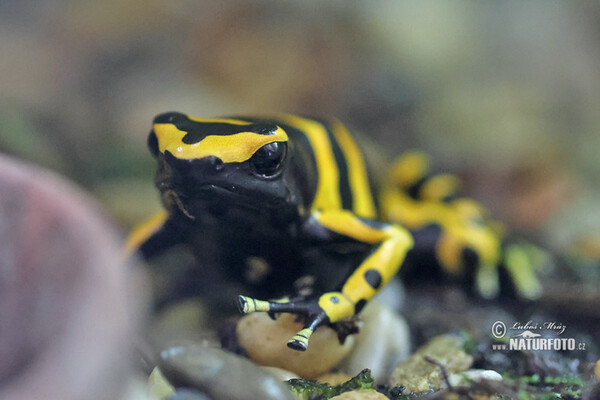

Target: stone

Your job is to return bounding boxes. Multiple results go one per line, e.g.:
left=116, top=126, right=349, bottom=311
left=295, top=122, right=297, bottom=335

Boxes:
left=389, top=334, right=474, bottom=393
left=261, top=366, right=299, bottom=382
left=158, top=344, right=294, bottom=400
left=317, top=372, right=353, bottom=385
left=447, top=369, right=502, bottom=387
left=236, top=312, right=354, bottom=378
left=338, top=300, right=410, bottom=383
left=168, top=388, right=212, bottom=400
left=148, top=367, right=175, bottom=399
left=329, top=389, right=389, bottom=400
left=147, top=298, right=218, bottom=351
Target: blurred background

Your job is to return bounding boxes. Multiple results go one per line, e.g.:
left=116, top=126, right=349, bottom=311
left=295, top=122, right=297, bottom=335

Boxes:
left=2, top=0, right=600, bottom=253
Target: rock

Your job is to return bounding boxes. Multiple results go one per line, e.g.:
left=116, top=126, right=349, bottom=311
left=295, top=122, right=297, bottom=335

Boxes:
left=147, top=298, right=219, bottom=351
left=447, top=369, right=502, bottom=387
left=370, top=277, right=405, bottom=313
left=148, top=367, right=175, bottom=400
left=158, top=344, right=294, bottom=400
left=389, top=334, right=474, bottom=393
left=317, top=372, right=353, bottom=385
left=261, top=366, right=299, bottom=382
left=329, top=389, right=389, bottom=400
left=168, top=389, right=212, bottom=400
left=236, top=312, right=355, bottom=378
left=596, top=360, right=600, bottom=381
left=338, top=301, right=410, bottom=382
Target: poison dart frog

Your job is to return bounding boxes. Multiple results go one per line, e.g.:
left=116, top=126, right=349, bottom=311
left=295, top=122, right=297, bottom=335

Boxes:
left=126, top=112, right=542, bottom=351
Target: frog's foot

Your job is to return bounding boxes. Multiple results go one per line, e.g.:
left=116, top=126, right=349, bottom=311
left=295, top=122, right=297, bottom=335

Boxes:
left=237, top=295, right=329, bottom=351
left=237, top=292, right=355, bottom=351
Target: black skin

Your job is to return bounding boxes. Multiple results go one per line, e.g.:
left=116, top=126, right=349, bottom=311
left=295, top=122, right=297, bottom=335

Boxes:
left=141, top=114, right=375, bottom=318
left=139, top=113, right=532, bottom=351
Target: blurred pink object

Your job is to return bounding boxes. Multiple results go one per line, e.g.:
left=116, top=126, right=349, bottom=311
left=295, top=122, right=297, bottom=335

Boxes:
left=0, top=154, right=140, bottom=400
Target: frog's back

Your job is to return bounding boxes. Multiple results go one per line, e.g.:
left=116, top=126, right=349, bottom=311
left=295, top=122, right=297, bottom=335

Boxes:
left=250, top=115, right=378, bottom=219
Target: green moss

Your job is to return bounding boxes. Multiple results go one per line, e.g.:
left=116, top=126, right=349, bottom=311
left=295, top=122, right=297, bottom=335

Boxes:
left=509, top=373, right=584, bottom=400
left=287, top=368, right=376, bottom=400
left=459, top=331, right=478, bottom=356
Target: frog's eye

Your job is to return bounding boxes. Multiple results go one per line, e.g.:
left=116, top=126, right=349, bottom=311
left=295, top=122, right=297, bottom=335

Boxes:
left=249, top=141, right=287, bottom=177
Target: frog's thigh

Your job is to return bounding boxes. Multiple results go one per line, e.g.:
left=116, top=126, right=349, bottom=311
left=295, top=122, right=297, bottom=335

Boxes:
left=313, top=210, right=413, bottom=317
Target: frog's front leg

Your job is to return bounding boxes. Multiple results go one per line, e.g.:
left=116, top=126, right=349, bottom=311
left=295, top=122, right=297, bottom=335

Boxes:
left=237, top=209, right=413, bottom=351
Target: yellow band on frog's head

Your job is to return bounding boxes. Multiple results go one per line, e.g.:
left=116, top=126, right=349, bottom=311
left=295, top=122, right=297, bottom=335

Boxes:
left=152, top=113, right=289, bottom=163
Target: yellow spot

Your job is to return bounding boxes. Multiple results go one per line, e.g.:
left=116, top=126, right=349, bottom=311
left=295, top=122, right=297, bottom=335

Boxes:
left=318, top=292, right=355, bottom=323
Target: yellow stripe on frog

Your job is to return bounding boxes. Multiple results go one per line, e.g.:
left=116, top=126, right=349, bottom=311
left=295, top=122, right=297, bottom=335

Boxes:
left=279, top=115, right=342, bottom=211
left=330, top=118, right=377, bottom=219
left=153, top=122, right=288, bottom=163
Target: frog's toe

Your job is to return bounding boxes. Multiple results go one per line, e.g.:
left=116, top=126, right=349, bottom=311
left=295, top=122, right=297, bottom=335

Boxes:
left=287, top=328, right=313, bottom=351
left=237, top=295, right=271, bottom=314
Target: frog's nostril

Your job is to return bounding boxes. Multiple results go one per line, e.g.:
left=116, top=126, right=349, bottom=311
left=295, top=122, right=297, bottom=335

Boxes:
left=211, top=157, right=224, bottom=171
left=197, top=156, right=224, bottom=172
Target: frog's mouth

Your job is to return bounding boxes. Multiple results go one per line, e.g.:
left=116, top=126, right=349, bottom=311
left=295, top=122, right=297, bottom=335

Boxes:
left=195, top=184, right=265, bottom=212
left=162, top=189, right=196, bottom=220
left=160, top=183, right=265, bottom=221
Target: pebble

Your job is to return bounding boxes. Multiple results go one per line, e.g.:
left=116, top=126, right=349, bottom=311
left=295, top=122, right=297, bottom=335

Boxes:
left=158, top=344, right=294, bottom=400
left=147, top=298, right=219, bottom=351
left=446, top=369, right=502, bottom=387
left=168, top=388, right=212, bottom=400
left=148, top=367, right=175, bottom=399
left=389, top=334, right=474, bottom=393
left=329, top=389, right=389, bottom=400
left=236, top=312, right=354, bottom=378
left=261, top=366, right=299, bottom=382
left=316, top=372, right=353, bottom=385
left=338, top=300, right=410, bottom=382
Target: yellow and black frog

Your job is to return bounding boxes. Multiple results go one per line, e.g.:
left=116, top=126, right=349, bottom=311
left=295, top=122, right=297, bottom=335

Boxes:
left=127, top=112, right=541, bottom=351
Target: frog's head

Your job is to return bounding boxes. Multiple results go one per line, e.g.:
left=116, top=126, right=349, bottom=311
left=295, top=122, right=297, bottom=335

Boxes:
left=148, top=112, right=291, bottom=221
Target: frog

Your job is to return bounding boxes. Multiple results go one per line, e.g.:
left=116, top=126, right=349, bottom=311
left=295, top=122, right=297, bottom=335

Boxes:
left=127, top=112, right=542, bottom=351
